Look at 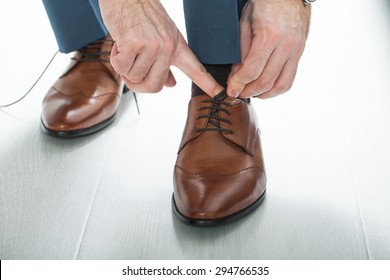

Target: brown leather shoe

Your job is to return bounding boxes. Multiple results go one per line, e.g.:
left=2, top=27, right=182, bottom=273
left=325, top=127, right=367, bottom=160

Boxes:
left=172, top=91, right=267, bottom=227
left=41, top=36, right=124, bottom=138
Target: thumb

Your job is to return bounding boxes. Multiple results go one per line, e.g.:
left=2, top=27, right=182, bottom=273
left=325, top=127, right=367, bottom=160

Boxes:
left=172, top=33, right=223, bottom=98
left=227, top=21, right=252, bottom=97
left=227, top=64, right=240, bottom=85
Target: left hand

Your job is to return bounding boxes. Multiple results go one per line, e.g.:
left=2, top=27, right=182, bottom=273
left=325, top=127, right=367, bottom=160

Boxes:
left=227, top=0, right=311, bottom=99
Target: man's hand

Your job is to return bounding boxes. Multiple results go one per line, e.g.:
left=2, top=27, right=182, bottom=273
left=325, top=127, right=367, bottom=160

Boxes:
left=99, top=0, right=223, bottom=96
left=227, top=0, right=311, bottom=99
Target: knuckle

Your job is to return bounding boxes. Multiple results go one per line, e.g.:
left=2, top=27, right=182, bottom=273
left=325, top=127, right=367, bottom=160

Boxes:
left=129, top=40, right=144, bottom=50
left=284, top=35, right=299, bottom=49
left=264, top=25, right=281, bottom=42
left=297, top=41, right=306, bottom=54
left=111, top=58, right=128, bottom=75
left=127, top=75, right=145, bottom=84
left=129, top=76, right=144, bottom=84
left=245, top=70, right=259, bottom=81
left=157, top=69, right=170, bottom=81
left=236, top=69, right=257, bottom=84
left=149, top=44, right=160, bottom=56
left=147, top=83, right=164, bottom=93
left=274, top=82, right=292, bottom=94
left=257, top=79, right=274, bottom=92
left=128, top=71, right=146, bottom=83
left=126, top=37, right=143, bottom=50
left=163, top=40, right=175, bottom=55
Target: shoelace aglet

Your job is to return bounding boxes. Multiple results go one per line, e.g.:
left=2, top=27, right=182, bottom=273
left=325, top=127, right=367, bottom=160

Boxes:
left=133, top=92, right=141, bottom=115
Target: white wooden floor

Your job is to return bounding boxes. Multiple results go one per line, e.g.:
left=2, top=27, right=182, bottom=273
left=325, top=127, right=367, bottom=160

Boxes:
left=1, top=0, right=390, bottom=260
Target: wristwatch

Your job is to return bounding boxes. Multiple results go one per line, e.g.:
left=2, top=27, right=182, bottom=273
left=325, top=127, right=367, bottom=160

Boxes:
left=303, top=0, right=316, bottom=4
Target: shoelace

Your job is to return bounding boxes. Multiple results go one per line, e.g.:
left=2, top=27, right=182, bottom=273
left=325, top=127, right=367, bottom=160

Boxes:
left=194, top=91, right=234, bottom=134
left=0, top=50, right=59, bottom=108
left=71, top=39, right=114, bottom=63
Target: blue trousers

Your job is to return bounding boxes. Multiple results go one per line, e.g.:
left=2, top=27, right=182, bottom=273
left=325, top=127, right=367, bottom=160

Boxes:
left=42, top=0, right=248, bottom=64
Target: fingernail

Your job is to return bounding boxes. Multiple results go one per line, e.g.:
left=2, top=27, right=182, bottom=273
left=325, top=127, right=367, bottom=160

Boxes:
left=229, top=90, right=240, bottom=98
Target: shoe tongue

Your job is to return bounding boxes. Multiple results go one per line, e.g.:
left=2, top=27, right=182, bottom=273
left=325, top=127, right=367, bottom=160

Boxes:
left=213, top=90, right=250, bottom=105
left=213, top=90, right=228, bottom=102
left=61, top=35, right=116, bottom=78
left=79, top=34, right=113, bottom=58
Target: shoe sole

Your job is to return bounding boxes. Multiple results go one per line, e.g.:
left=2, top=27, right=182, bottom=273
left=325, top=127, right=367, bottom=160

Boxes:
left=172, top=190, right=266, bottom=227
left=41, top=85, right=129, bottom=138
left=41, top=113, right=117, bottom=138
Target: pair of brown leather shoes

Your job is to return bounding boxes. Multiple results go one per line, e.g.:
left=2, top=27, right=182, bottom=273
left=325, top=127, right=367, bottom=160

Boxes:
left=41, top=37, right=266, bottom=227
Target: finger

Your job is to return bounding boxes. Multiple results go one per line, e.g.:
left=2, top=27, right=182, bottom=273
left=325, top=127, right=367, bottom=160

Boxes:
left=226, top=21, right=251, bottom=96
left=126, top=48, right=157, bottom=84
left=122, top=49, right=176, bottom=93
left=227, top=21, right=251, bottom=95
left=227, top=20, right=251, bottom=81
left=123, top=59, right=168, bottom=93
left=228, top=64, right=240, bottom=80
left=147, top=50, right=176, bottom=89
left=164, top=70, right=176, bottom=88
left=227, top=30, right=276, bottom=97
left=110, top=42, right=136, bottom=76
left=239, top=21, right=253, bottom=65
left=240, top=47, right=290, bottom=98
left=122, top=75, right=136, bottom=92
left=172, top=33, right=223, bottom=98
left=227, top=63, right=239, bottom=92
left=123, top=69, right=176, bottom=93
left=257, top=58, right=298, bottom=99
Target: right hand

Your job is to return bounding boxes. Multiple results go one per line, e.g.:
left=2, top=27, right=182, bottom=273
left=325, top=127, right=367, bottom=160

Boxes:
left=99, top=0, right=223, bottom=97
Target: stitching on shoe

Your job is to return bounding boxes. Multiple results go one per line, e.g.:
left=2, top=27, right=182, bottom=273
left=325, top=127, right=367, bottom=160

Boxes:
left=89, top=92, right=120, bottom=98
left=52, top=87, right=120, bottom=99
left=175, top=165, right=266, bottom=177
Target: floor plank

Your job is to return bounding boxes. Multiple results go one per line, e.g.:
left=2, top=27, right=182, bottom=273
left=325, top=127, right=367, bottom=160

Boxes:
left=367, top=236, right=390, bottom=260
left=0, top=118, right=116, bottom=259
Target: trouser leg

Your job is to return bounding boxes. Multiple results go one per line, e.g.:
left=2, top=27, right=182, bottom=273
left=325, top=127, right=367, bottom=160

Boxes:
left=183, top=0, right=248, bottom=64
left=42, top=0, right=107, bottom=53
left=184, top=0, right=248, bottom=96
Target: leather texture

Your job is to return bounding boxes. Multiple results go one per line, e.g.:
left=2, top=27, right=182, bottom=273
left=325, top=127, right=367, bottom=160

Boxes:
left=173, top=92, right=267, bottom=222
left=41, top=36, right=124, bottom=135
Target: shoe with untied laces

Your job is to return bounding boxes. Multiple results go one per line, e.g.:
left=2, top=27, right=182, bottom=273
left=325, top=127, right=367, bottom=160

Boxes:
left=41, top=35, right=124, bottom=138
